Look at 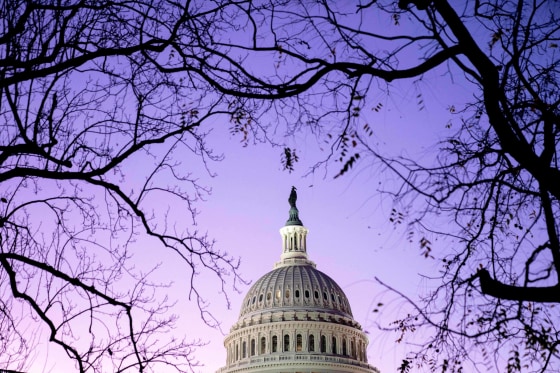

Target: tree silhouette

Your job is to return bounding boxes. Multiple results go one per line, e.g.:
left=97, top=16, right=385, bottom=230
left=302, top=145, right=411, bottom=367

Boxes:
left=180, top=0, right=559, bottom=371
left=2, top=1, right=559, bottom=372
left=0, top=2, right=245, bottom=372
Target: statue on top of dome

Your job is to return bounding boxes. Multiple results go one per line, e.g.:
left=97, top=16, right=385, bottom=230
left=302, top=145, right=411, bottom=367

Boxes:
left=286, top=186, right=303, bottom=226
left=288, top=186, right=297, bottom=208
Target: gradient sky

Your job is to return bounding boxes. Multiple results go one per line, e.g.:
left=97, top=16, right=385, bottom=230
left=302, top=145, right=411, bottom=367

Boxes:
left=175, top=75, right=468, bottom=373
left=16, top=5, right=486, bottom=371
left=25, top=67, right=471, bottom=373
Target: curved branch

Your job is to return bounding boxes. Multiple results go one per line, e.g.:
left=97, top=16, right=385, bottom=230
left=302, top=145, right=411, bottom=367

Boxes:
left=478, top=268, right=560, bottom=303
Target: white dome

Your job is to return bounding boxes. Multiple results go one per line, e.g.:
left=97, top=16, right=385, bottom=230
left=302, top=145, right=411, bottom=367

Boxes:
left=239, top=264, right=354, bottom=320
left=217, top=189, right=380, bottom=373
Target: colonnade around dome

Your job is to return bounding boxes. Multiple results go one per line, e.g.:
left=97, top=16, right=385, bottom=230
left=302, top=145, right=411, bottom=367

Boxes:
left=224, top=321, right=369, bottom=365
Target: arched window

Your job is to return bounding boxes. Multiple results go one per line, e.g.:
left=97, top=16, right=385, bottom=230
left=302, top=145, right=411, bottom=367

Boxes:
left=250, top=339, right=255, bottom=356
left=351, top=340, right=356, bottom=358
left=320, top=335, right=326, bottom=353
left=272, top=335, right=278, bottom=352
left=260, top=337, right=266, bottom=354
left=343, top=337, right=347, bottom=355
left=284, top=334, right=290, bottom=352
left=242, top=341, right=247, bottom=358
left=296, top=334, right=302, bottom=352
left=309, top=335, right=315, bottom=352
left=235, top=344, right=239, bottom=360
left=332, top=336, right=337, bottom=354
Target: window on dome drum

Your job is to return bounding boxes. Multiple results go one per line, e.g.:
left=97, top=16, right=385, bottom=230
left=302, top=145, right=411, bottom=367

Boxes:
left=361, top=345, right=364, bottom=360
left=276, top=289, right=281, bottom=300
left=323, top=292, right=327, bottom=301
left=332, top=336, right=337, bottom=354
left=331, top=294, right=335, bottom=302
left=351, top=340, right=356, bottom=358
left=309, top=335, right=315, bottom=352
left=320, top=336, right=326, bottom=353
left=285, top=289, right=290, bottom=298
left=305, top=290, right=310, bottom=298
left=295, top=289, right=300, bottom=298
left=272, top=335, right=278, bottom=352
left=250, top=339, right=255, bottom=356
left=284, top=334, right=290, bottom=352
left=235, top=344, right=239, bottom=360
left=242, top=341, right=247, bottom=358
left=358, top=340, right=363, bottom=361
left=296, top=334, right=302, bottom=351
left=260, top=337, right=266, bottom=354
left=259, top=294, right=263, bottom=302
left=314, top=290, right=319, bottom=299
left=267, top=292, right=271, bottom=301
left=343, top=338, right=347, bottom=355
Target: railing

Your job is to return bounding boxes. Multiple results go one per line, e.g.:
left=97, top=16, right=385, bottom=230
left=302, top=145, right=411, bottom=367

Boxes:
left=216, top=353, right=380, bottom=373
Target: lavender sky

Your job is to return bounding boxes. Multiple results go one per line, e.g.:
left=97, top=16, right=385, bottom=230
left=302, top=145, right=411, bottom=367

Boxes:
left=22, top=62, right=476, bottom=373
left=173, top=74, right=470, bottom=373
left=15, top=4, right=489, bottom=372
left=9, top=2, right=557, bottom=371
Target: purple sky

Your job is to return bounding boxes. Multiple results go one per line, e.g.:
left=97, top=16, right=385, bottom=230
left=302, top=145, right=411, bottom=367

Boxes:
left=9, top=1, right=556, bottom=371
left=18, top=6, right=488, bottom=369
left=178, top=78, right=466, bottom=372
left=24, top=64, right=475, bottom=373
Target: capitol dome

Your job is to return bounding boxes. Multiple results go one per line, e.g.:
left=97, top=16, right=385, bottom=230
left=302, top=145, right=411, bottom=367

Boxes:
left=217, top=188, right=380, bottom=373
left=239, top=264, right=353, bottom=320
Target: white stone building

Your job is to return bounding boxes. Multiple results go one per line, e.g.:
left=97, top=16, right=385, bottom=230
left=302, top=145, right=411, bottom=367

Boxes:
left=217, top=188, right=381, bottom=373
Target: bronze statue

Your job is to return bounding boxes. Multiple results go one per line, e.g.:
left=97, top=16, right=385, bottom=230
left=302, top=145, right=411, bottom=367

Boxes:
left=286, top=186, right=302, bottom=226
left=288, top=186, right=297, bottom=208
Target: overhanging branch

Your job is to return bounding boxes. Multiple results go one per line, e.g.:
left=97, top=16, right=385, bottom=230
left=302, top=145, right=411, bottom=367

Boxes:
left=478, top=269, right=560, bottom=303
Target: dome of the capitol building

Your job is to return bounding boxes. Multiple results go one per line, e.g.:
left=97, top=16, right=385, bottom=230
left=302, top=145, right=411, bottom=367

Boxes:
left=217, top=187, right=380, bottom=373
